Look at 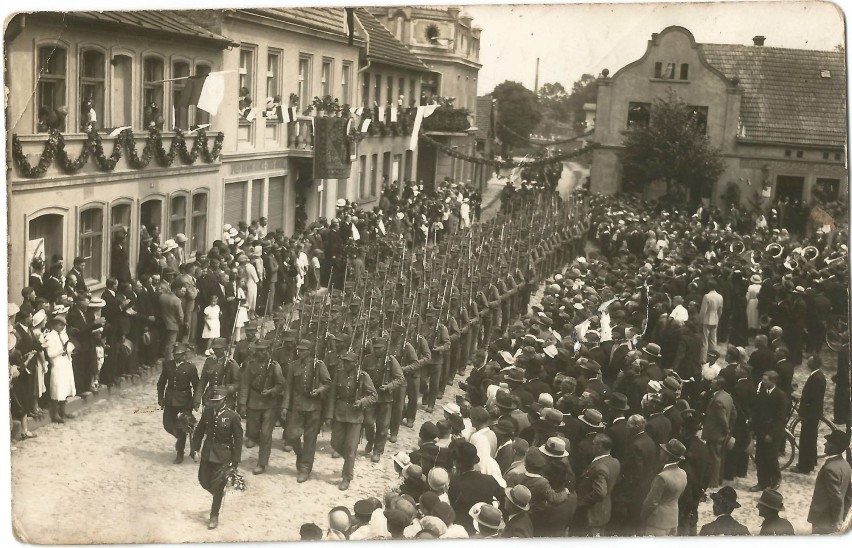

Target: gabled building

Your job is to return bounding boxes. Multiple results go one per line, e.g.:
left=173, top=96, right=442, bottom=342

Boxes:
left=590, top=26, right=847, bottom=205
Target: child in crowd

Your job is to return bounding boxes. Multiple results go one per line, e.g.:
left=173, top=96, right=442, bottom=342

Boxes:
left=202, top=294, right=221, bottom=356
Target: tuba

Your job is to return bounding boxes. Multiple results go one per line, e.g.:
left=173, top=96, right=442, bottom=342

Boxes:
left=766, top=242, right=784, bottom=259
left=801, top=246, right=819, bottom=262
left=730, top=239, right=746, bottom=255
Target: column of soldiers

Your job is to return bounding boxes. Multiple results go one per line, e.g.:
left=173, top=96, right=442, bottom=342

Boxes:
left=158, top=190, right=590, bottom=529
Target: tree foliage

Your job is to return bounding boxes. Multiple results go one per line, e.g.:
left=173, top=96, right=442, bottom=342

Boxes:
left=620, top=90, right=725, bottom=205
left=565, top=74, right=598, bottom=133
left=492, top=80, right=541, bottom=156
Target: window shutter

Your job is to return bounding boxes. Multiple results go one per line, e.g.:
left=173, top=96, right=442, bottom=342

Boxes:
left=267, top=176, right=286, bottom=231
left=223, top=181, right=247, bottom=228
left=251, top=179, right=264, bottom=222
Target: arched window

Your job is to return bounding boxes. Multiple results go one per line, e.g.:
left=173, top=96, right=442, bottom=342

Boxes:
left=172, top=60, right=191, bottom=129
left=190, top=191, right=208, bottom=254
left=627, top=102, right=650, bottom=129
left=195, top=63, right=211, bottom=126
left=111, top=53, right=134, bottom=127
left=79, top=48, right=106, bottom=131
left=169, top=192, right=188, bottom=244
left=79, top=205, right=105, bottom=282
left=37, top=44, right=67, bottom=132
left=143, top=56, right=165, bottom=129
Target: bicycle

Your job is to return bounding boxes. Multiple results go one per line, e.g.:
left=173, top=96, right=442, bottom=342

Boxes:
left=777, top=395, right=840, bottom=471
left=825, top=313, right=849, bottom=352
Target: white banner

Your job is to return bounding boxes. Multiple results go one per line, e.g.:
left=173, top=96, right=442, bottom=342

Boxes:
left=408, top=105, right=439, bottom=151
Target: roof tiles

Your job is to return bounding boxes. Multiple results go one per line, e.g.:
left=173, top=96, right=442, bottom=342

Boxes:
left=67, top=11, right=232, bottom=45
left=355, top=9, right=429, bottom=72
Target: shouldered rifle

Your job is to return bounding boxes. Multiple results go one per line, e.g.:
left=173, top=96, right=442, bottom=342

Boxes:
left=354, top=287, right=376, bottom=398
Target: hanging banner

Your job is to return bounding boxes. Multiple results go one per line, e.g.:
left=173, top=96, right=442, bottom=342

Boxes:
left=313, top=116, right=352, bottom=179
left=408, top=105, right=439, bottom=151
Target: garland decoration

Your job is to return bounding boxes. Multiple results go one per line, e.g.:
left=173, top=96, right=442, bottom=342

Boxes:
left=418, top=130, right=598, bottom=168
left=497, top=121, right=594, bottom=148
left=11, top=127, right=225, bottom=178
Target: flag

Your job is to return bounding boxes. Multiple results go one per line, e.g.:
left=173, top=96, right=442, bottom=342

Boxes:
left=390, top=108, right=398, bottom=123
left=354, top=107, right=364, bottom=117
left=377, top=107, right=385, bottom=123
left=360, top=118, right=371, bottom=133
left=408, top=105, right=439, bottom=151
left=181, top=71, right=226, bottom=116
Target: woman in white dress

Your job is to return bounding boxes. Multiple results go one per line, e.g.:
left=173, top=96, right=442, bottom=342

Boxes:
left=234, top=282, right=249, bottom=342
left=238, top=254, right=259, bottom=318
left=746, top=274, right=762, bottom=334
left=41, top=316, right=76, bottom=423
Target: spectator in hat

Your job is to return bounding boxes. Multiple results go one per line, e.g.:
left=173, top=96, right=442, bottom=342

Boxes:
left=398, top=464, right=428, bottom=501
left=325, top=506, right=352, bottom=540
left=158, top=282, right=185, bottom=363
left=68, top=256, right=89, bottom=295
left=699, top=486, right=750, bottom=536
left=410, top=421, right=452, bottom=476
left=66, top=294, right=104, bottom=392
left=791, top=355, right=827, bottom=474
left=502, top=484, right=534, bottom=538
left=676, top=409, right=711, bottom=535
left=574, top=433, right=619, bottom=536
left=469, top=502, right=504, bottom=538
left=702, top=375, right=736, bottom=488
left=756, top=489, right=794, bottom=535
left=447, top=441, right=505, bottom=535
left=750, top=371, right=788, bottom=492
left=699, top=279, right=723, bottom=362
left=640, top=439, right=687, bottom=536
left=110, top=227, right=132, bottom=284
left=611, top=414, right=658, bottom=535
left=807, top=430, right=852, bottom=533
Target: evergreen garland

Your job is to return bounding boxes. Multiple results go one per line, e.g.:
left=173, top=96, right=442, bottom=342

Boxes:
left=11, top=127, right=225, bottom=178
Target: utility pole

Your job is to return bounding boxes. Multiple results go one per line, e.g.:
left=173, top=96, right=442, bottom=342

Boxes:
left=534, top=57, right=540, bottom=94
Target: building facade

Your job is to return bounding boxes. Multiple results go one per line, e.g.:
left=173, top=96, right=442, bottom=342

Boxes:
left=6, top=11, right=232, bottom=296
left=590, top=26, right=847, bottom=206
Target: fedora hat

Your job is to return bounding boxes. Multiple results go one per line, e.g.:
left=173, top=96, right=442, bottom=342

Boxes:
left=403, top=463, right=426, bottom=482
left=579, top=408, right=604, bottom=429
left=825, top=429, right=851, bottom=450
left=495, top=391, right=517, bottom=412
left=756, top=488, right=785, bottom=511
left=504, top=485, right=532, bottom=512
left=659, top=439, right=687, bottom=461
left=452, top=441, right=480, bottom=467
left=540, top=437, right=569, bottom=458
left=604, top=392, right=630, bottom=411
left=642, top=343, right=662, bottom=358
left=469, top=503, right=504, bottom=533
left=681, top=409, right=703, bottom=431
left=540, top=407, right=565, bottom=427
left=504, top=368, right=525, bottom=383
left=492, top=417, right=517, bottom=436
left=710, top=486, right=741, bottom=509
left=392, top=450, right=411, bottom=469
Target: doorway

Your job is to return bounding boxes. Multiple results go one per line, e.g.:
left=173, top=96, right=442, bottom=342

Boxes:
left=28, top=213, right=63, bottom=266
left=140, top=199, right=163, bottom=240
left=775, top=175, right=805, bottom=202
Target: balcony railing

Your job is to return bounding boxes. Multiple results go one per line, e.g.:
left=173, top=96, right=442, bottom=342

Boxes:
left=10, top=128, right=224, bottom=180
left=421, top=106, right=472, bottom=133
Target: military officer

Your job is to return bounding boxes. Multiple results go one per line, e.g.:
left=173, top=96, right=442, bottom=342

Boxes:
left=283, top=338, right=331, bottom=483
left=325, top=351, right=378, bottom=491
left=238, top=339, right=285, bottom=475
left=363, top=337, right=404, bottom=463
left=190, top=386, right=242, bottom=530
left=195, top=337, right=240, bottom=409
left=157, top=343, right=199, bottom=464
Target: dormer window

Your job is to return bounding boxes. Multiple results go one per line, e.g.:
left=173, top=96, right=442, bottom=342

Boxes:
left=680, top=63, right=689, bottom=80
left=654, top=62, right=681, bottom=80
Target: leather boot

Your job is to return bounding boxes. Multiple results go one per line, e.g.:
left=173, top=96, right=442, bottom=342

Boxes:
left=59, top=401, right=75, bottom=419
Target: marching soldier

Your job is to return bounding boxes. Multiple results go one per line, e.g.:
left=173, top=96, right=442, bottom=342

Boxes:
left=238, top=339, right=285, bottom=475
left=194, top=337, right=240, bottom=409
left=443, top=300, right=462, bottom=396
left=157, top=343, right=199, bottom=464
left=421, top=307, right=450, bottom=413
left=283, top=338, right=331, bottom=483
left=190, top=386, right=242, bottom=530
left=325, top=351, right=377, bottom=491
left=362, top=337, right=404, bottom=463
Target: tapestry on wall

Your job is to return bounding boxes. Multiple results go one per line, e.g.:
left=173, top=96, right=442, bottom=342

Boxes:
left=313, top=117, right=352, bottom=179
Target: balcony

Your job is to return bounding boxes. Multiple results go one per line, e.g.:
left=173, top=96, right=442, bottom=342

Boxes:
left=421, top=106, right=472, bottom=134
left=10, top=128, right=224, bottom=181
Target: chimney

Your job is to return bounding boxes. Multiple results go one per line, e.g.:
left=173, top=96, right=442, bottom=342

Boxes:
left=753, top=35, right=766, bottom=46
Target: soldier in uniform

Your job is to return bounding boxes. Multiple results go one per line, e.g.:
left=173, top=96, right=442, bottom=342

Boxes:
left=421, top=307, right=450, bottom=413
left=232, top=324, right=258, bottom=367
left=238, top=339, right=285, bottom=474
left=325, top=351, right=377, bottom=490
left=195, top=337, right=240, bottom=409
left=362, top=337, right=404, bottom=463
left=190, top=386, right=242, bottom=530
left=283, top=338, right=331, bottom=483
left=157, top=343, right=199, bottom=464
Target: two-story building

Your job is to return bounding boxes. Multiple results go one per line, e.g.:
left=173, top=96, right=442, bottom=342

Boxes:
left=368, top=6, right=484, bottom=186
left=590, top=26, right=847, bottom=205
left=6, top=11, right=232, bottom=295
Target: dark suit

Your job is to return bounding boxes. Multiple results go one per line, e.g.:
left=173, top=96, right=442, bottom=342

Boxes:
left=699, top=514, right=750, bottom=536
left=575, top=454, right=620, bottom=534
left=796, top=370, right=826, bottom=471
left=410, top=440, right=452, bottom=477
left=677, top=434, right=711, bottom=535
left=190, top=404, right=243, bottom=518
left=807, top=454, right=852, bottom=533
left=503, top=512, right=535, bottom=538
left=448, top=470, right=506, bottom=535
left=774, top=358, right=794, bottom=397
left=110, top=240, right=132, bottom=283
left=612, top=431, right=659, bottom=535
left=157, top=358, right=199, bottom=454
left=646, top=413, right=672, bottom=445
left=752, top=386, right=789, bottom=488
left=748, top=347, right=776, bottom=384
left=702, top=388, right=736, bottom=487
left=66, top=306, right=99, bottom=391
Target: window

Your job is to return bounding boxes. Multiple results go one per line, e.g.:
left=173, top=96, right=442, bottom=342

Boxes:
left=194, top=64, right=211, bottom=126
left=267, top=176, right=286, bottom=232
left=370, top=154, right=378, bottom=196
left=373, top=74, right=381, bottom=106
left=383, top=152, right=392, bottom=187
left=341, top=63, right=352, bottom=105
left=37, top=45, right=67, bottom=131
left=654, top=61, right=676, bottom=79
left=298, top=55, right=312, bottom=106
left=654, top=62, right=662, bottom=78
left=169, top=194, right=187, bottom=245
left=110, top=203, right=131, bottom=240
left=626, top=102, right=650, bottom=129
left=79, top=206, right=104, bottom=283
left=321, top=59, right=332, bottom=97
left=142, top=57, right=164, bottom=129
left=190, top=192, right=208, bottom=254
left=362, top=72, right=370, bottom=107
left=359, top=155, right=368, bottom=198
left=680, top=63, right=689, bottom=80
left=796, top=150, right=804, bottom=158
left=823, top=152, right=830, bottom=160
left=239, top=48, right=255, bottom=119
left=79, top=49, right=105, bottom=131
left=267, top=51, right=280, bottom=103
left=386, top=76, right=393, bottom=107
left=172, top=61, right=191, bottom=129
left=835, top=152, right=842, bottom=161
left=785, top=149, right=792, bottom=157
left=398, top=77, right=405, bottom=105
left=815, top=178, right=841, bottom=201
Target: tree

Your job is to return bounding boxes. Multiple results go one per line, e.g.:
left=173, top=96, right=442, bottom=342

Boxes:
left=565, top=74, right=598, bottom=133
left=492, top=81, right=541, bottom=157
left=620, top=90, right=725, bottom=206
left=537, top=82, right=572, bottom=138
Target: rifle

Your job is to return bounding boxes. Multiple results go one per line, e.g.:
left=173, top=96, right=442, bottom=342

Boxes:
left=354, top=287, right=376, bottom=398
left=348, top=279, right=370, bottom=351
left=311, top=265, right=333, bottom=393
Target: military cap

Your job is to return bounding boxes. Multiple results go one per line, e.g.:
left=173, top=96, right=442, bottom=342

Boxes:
left=211, top=338, right=228, bottom=350
left=210, top=386, right=228, bottom=401
left=341, top=352, right=358, bottom=362
left=296, top=339, right=312, bottom=351
left=173, top=343, right=189, bottom=355
left=282, top=329, right=299, bottom=342
left=252, top=340, right=271, bottom=350
left=244, top=323, right=259, bottom=334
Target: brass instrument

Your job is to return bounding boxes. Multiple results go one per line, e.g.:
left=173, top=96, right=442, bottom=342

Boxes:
left=730, top=239, right=745, bottom=255
left=749, top=250, right=763, bottom=265
left=802, top=246, right=819, bottom=262
left=766, top=242, right=784, bottom=259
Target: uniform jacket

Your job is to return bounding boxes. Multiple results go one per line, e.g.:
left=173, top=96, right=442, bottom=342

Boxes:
left=807, top=455, right=852, bottom=529
left=699, top=514, right=750, bottom=536
left=157, top=359, right=199, bottom=408
left=190, top=405, right=243, bottom=464
left=576, top=454, right=620, bottom=527
left=702, top=389, right=736, bottom=443
left=238, top=357, right=285, bottom=410
left=283, top=356, right=331, bottom=412
left=362, top=353, right=404, bottom=404
left=641, top=463, right=688, bottom=529
left=428, top=324, right=451, bottom=365
left=399, top=341, right=421, bottom=379
left=195, top=355, right=241, bottom=407
left=325, top=365, right=378, bottom=423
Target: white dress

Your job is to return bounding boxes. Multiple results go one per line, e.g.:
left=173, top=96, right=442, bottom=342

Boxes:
left=241, top=263, right=259, bottom=314
left=42, top=329, right=76, bottom=400
left=746, top=283, right=761, bottom=329
left=202, top=304, right=221, bottom=339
